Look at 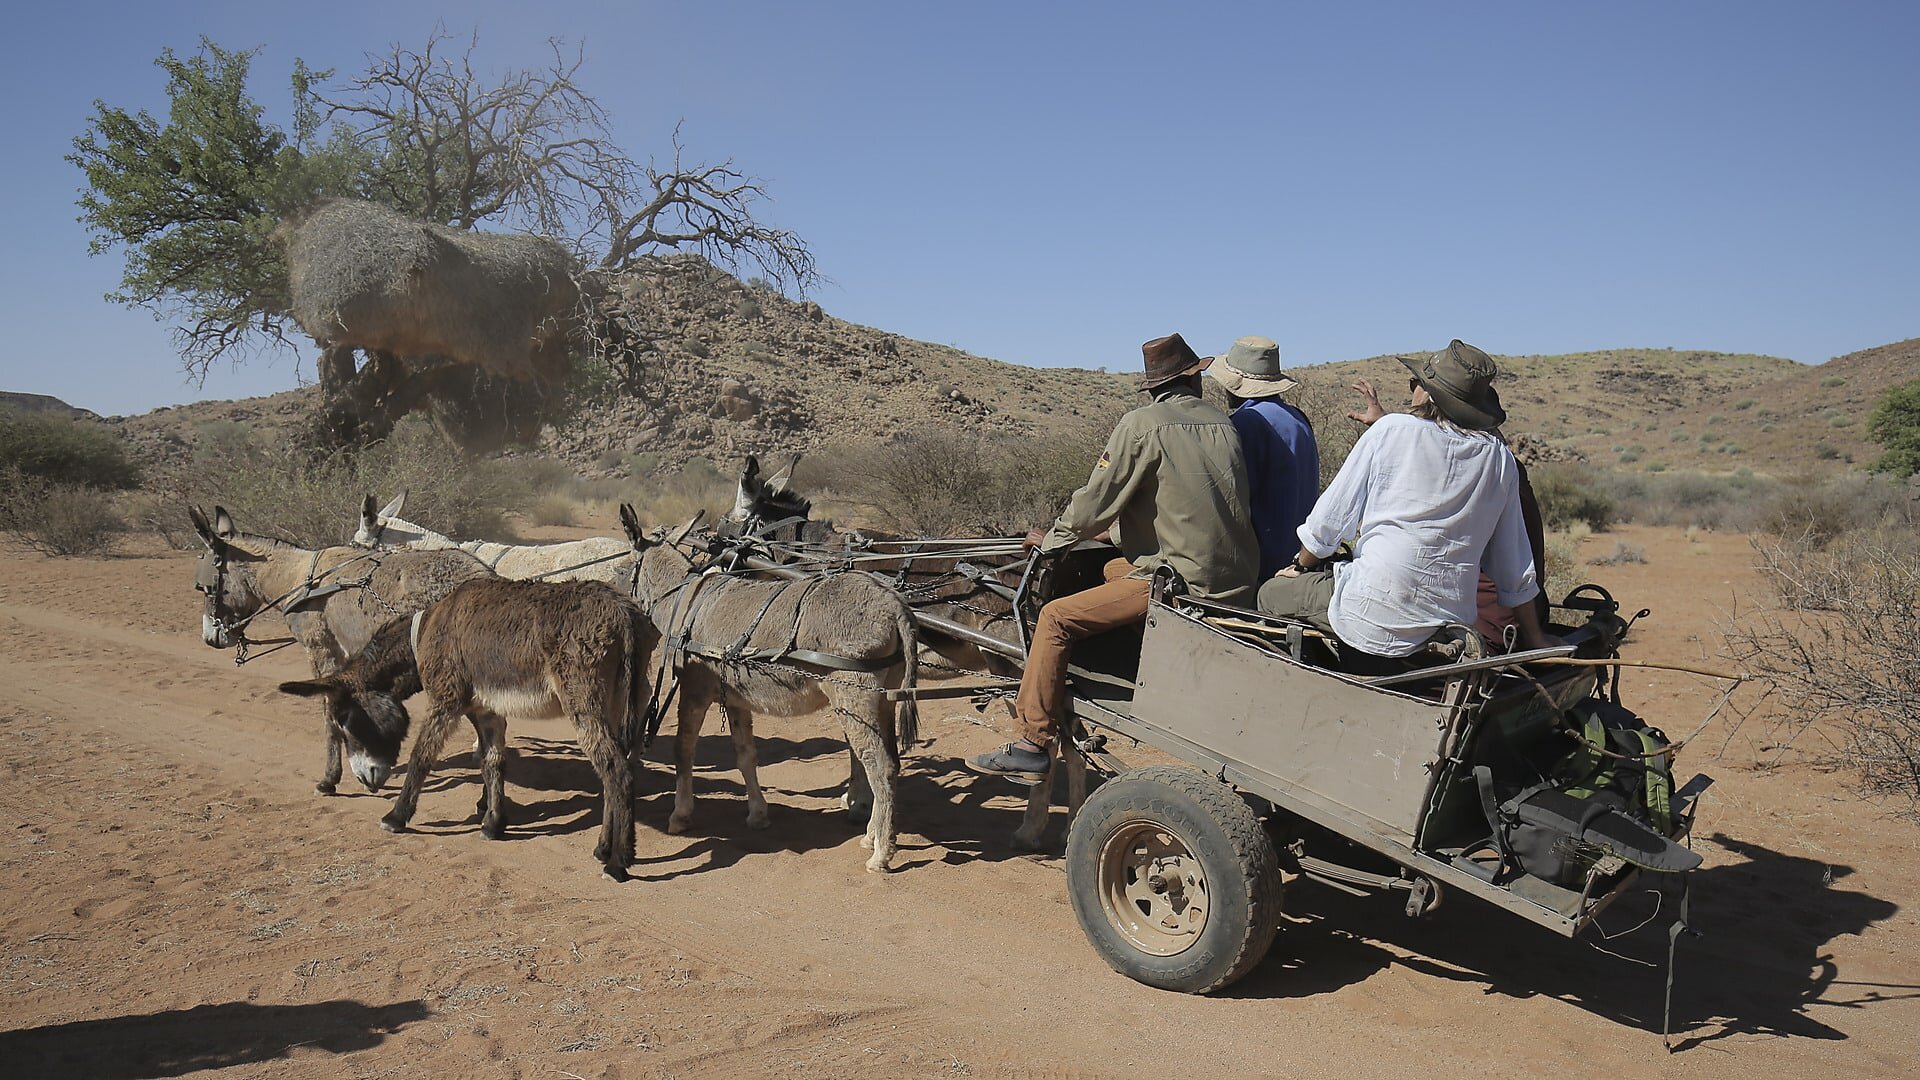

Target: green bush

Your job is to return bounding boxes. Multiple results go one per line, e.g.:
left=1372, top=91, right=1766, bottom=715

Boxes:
left=1734, top=399, right=1757, bottom=411
left=1530, top=464, right=1617, bottom=532
left=0, top=469, right=123, bottom=555
left=1669, top=428, right=1690, bottom=442
left=1868, top=380, right=1920, bottom=478
left=1830, top=414, right=1856, bottom=429
left=1822, top=375, right=1847, bottom=388
left=0, top=408, right=139, bottom=489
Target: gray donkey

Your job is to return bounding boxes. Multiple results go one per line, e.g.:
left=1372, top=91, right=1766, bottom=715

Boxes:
left=618, top=506, right=920, bottom=873
left=278, top=577, right=659, bottom=882
left=189, top=505, right=494, bottom=793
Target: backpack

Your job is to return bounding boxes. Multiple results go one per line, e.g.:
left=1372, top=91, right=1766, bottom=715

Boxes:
left=1474, top=698, right=1695, bottom=887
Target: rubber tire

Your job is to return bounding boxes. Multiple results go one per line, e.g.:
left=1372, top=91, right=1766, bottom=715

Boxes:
left=1065, top=764, right=1283, bottom=993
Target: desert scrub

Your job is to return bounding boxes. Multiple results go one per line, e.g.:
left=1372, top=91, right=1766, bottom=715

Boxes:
left=1726, top=533, right=1920, bottom=814
left=529, top=492, right=580, bottom=527
left=152, top=416, right=527, bottom=547
left=1530, top=464, right=1617, bottom=531
left=808, top=424, right=1111, bottom=536
left=1821, top=375, right=1847, bottom=388
left=0, top=469, right=124, bottom=555
left=0, top=407, right=140, bottom=490
left=1587, top=540, right=1647, bottom=566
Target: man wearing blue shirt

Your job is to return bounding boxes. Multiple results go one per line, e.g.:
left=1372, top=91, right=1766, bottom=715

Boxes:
left=1208, top=336, right=1320, bottom=582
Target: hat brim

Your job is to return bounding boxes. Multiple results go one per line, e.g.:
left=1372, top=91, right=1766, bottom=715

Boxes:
left=1209, top=362, right=1299, bottom=398
left=1140, top=356, right=1212, bottom=389
left=1397, top=356, right=1506, bottom=431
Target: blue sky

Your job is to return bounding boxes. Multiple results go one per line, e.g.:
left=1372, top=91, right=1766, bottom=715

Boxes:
left=1, top=1, right=1914, bottom=415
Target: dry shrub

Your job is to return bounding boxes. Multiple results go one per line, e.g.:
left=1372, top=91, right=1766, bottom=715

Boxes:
left=0, top=407, right=140, bottom=490
left=149, top=417, right=527, bottom=547
left=0, top=470, right=124, bottom=556
left=529, top=492, right=580, bottom=527
left=1725, top=535, right=1920, bottom=814
left=1285, top=379, right=1362, bottom=490
left=627, top=457, right=734, bottom=528
left=1531, top=464, right=1618, bottom=531
left=1542, top=531, right=1583, bottom=605
left=1586, top=540, right=1647, bottom=566
left=1757, top=473, right=1918, bottom=549
left=806, top=424, right=1105, bottom=536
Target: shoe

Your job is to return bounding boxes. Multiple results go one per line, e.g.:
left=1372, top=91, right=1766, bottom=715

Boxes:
left=967, top=743, right=1050, bottom=785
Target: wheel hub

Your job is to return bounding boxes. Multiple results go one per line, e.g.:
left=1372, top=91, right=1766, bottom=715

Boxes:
left=1098, top=821, right=1210, bottom=956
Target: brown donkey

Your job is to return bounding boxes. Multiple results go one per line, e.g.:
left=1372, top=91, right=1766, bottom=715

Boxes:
left=279, top=577, right=660, bottom=882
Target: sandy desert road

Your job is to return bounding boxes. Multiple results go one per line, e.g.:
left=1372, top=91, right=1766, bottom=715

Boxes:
left=1, top=527, right=1916, bottom=1078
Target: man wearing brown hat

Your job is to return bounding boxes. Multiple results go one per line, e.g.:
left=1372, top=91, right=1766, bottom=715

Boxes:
left=969, top=333, right=1258, bottom=783
left=1258, top=339, right=1551, bottom=658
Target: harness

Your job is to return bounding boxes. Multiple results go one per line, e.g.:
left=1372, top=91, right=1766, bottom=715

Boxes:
left=204, top=545, right=387, bottom=665
left=629, top=534, right=903, bottom=750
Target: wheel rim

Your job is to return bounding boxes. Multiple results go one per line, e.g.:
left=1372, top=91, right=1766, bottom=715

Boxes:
left=1096, top=817, right=1210, bottom=957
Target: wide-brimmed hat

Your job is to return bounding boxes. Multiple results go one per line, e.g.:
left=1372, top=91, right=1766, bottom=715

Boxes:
left=1398, top=340, right=1506, bottom=431
left=1207, top=336, right=1298, bottom=398
left=1138, top=333, right=1212, bottom=389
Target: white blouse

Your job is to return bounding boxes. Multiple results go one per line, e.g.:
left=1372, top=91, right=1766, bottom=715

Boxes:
left=1298, top=413, right=1539, bottom=657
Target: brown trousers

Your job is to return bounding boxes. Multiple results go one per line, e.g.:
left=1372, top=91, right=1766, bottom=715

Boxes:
left=1015, top=558, right=1149, bottom=745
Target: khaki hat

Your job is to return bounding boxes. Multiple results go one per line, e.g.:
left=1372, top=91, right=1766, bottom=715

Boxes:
left=1398, top=339, right=1506, bottom=431
left=1207, top=336, right=1299, bottom=398
left=1138, top=333, right=1212, bottom=389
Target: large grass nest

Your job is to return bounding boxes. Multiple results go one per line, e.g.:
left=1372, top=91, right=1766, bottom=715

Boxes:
left=282, top=199, right=586, bottom=382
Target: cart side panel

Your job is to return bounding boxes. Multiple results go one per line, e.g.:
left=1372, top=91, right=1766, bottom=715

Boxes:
left=1128, top=602, right=1450, bottom=841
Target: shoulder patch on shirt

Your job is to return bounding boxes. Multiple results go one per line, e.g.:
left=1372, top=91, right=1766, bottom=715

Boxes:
left=1095, top=450, right=1111, bottom=469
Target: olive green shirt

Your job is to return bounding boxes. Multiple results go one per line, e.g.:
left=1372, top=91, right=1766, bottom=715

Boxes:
left=1041, top=393, right=1260, bottom=603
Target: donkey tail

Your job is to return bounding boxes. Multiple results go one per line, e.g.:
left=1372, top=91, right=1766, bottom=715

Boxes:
left=894, top=600, right=920, bottom=749
left=621, top=604, right=653, bottom=757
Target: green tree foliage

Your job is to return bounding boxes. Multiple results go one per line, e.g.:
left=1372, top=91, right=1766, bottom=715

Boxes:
left=68, top=41, right=342, bottom=377
left=1867, top=380, right=1920, bottom=479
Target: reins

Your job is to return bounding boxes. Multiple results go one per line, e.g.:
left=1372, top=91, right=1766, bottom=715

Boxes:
left=208, top=545, right=385, bottom=666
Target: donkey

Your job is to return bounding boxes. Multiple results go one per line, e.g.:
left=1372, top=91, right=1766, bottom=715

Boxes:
left=352, top=492, right=634, bottom=583
left=278, top=577, right=658, bottom=882
left=190, top=505, right=496, bottom=794
left=618, top=507, right=920, bottom=873
left=719, top=457, right=1025, bottom=679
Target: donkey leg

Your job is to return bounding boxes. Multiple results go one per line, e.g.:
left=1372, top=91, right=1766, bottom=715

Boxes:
left=382, top=703, right=462, bottom=833
left=1011, top=749, right=1059, bottom=852
left=574, top=711, right=634, bottom=882
left=317, top=725, right=344, bottom=796
left=474, top=711, right=510, bottom=840
left=832, top=684, right=898, bottom=873
left=667, top=692, right=710, bottom=836
left=842, top=746, right=874, bottom=823
left=727, top=705, right=770, bottom=829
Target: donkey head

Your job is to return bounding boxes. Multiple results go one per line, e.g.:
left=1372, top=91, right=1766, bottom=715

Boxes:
left=352, top=492, right=409, bottom=548
left=189, top=505, right=270, bottom=648
left=277, top=677, right=412, bottom=791
left=724, top=455, right=811, bottom=539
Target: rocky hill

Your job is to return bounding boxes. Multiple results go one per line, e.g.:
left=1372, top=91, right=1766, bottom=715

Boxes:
left=100, top=266, right=1915, bottom=481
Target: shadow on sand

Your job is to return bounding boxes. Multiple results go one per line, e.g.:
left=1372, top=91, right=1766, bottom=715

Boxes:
left=1216, top=830, right=1908, bottom=1050
left=0, top=999, right=431, bottom=1079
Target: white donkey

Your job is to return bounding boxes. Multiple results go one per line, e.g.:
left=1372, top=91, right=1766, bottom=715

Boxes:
left=353, top=493, right=634, bottom=584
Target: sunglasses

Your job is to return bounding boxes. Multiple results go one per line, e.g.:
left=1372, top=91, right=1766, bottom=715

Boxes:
left=1408, top=377, right=1421, bottom=393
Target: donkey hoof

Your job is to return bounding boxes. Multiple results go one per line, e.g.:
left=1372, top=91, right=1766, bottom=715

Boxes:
left=745, top=811, right=771, bottom=831
left=315, top=781, right=337, bottom=796
left=480, top=822, right=507, bottom=841
left=1010, top=829, right=1044, bottom=853
left=379, top=814, right=408, bottom=834
left=864, top=856, right=894, bottom=874
left=859, top=834, right=875, bottom=851
left=602, top=864, right=631, bottom=884
left=666, top=815, right=691, bottom=836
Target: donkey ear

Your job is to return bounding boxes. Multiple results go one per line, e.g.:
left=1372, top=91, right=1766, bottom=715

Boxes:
left=768, top=453, right=802, bottom=490
left=189, top=505, right=217, bottom=546
left=361, top=494, right=378, bottom=521
left=277, top=679, right=338, bottom=699
left=381, top=491, right=407, bottom=518
left=740, top=455, right=761, bottom=484
left=618, top=503, right=645, bottom=546
left=213, top=506, right=237, bottom=538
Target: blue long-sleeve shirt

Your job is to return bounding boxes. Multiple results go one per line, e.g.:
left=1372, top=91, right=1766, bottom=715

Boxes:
left=1230, top=399, right=1320, bottom=580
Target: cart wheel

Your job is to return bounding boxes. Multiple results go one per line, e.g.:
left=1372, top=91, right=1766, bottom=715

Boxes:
left=1065, top=764, right=1282, bottom=993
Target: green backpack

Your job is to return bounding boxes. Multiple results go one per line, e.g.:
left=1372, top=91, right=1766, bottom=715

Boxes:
left=1553, top=698, right=1674, bottom=835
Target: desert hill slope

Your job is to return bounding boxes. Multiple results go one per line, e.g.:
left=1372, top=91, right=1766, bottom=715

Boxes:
left=97, top=270, right=1914, bottom=479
